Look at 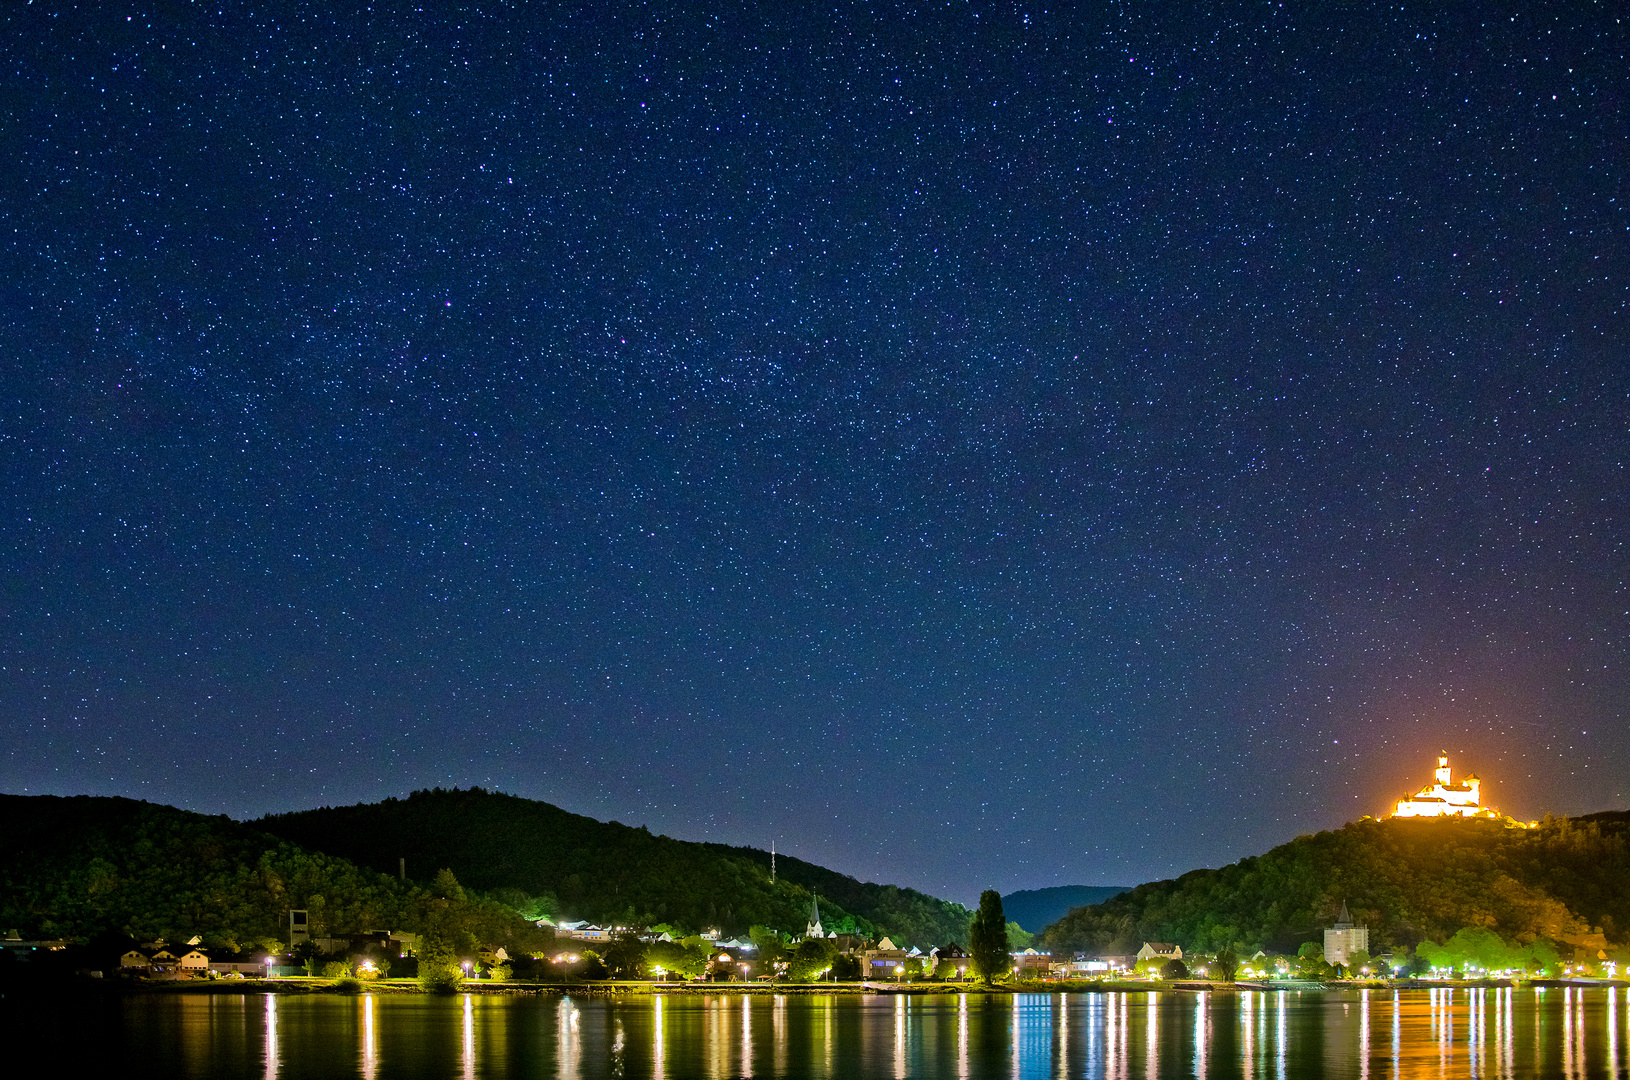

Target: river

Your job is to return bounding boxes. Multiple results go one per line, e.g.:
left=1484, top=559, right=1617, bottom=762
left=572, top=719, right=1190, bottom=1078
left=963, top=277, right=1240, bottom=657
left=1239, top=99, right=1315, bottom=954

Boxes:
left=23, top=985, right=1630, bottom=1078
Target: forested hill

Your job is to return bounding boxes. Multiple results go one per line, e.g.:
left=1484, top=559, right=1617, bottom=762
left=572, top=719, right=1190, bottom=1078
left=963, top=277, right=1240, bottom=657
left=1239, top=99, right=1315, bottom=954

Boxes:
left=1002, top=886, right=1131, bottom=934
left=257, top=787, right=972, bottom=947
left=0, top=794, right=537, bottom=950
left=1042, top=814, right=1630, bottom=958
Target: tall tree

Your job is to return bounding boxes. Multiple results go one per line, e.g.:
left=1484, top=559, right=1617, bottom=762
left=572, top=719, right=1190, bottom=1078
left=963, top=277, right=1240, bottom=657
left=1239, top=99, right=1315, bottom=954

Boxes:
left=969, top=890, right=1010, bottom=982
left=602, top=930, right=649, bottom=979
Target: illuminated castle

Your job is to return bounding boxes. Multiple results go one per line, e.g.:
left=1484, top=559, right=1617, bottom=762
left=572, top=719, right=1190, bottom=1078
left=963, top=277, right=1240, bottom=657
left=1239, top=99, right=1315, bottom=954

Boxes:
left=1392, top=754, right=1498, bottom=819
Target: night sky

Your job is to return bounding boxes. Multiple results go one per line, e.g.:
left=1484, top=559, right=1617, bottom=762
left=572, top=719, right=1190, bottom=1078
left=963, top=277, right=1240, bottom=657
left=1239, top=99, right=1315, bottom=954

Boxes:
left=4, top=2, right=1628, bottom=904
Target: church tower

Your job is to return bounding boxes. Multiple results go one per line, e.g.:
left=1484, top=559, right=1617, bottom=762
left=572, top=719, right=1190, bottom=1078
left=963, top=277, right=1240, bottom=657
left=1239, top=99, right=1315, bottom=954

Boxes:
left=805, top=894, right=824, bottom=940
left=1324, top=900, right=1369, bottom=966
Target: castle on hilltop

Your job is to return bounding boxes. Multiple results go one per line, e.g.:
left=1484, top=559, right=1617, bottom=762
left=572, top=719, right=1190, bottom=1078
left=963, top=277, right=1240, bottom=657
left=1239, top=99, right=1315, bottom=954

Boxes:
left=1391, top=754, right=1499, bottom=819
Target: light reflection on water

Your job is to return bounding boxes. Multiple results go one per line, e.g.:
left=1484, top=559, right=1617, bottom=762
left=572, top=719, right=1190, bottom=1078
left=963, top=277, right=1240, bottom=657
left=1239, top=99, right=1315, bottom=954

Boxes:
left=359, top=993, right=376, bottom=1080
left=262, top=991, right=277, bottom=1080
left=89, top=984, right=1630, bottom=1078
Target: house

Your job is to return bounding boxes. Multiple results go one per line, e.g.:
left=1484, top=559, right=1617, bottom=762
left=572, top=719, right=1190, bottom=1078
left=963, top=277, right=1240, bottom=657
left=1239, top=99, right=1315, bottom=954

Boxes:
left=1011, top=948, right=1052, bottom=978
left=133, top=945, right=210, bottom=977
left=313, top=930, right=401, bottom=956
left=1136, top=942, right=1183, bottom=964
left=555, top=922, right=612, bottom=942
left=706, top=948, right=758, bottom=981
left=1051, top=957, right=1125, bottom=978
left=855, top=937, right=910, bottom=979
left=172, top=948, right=210, bottom=974
left=928, top=942, right=970, bottom=979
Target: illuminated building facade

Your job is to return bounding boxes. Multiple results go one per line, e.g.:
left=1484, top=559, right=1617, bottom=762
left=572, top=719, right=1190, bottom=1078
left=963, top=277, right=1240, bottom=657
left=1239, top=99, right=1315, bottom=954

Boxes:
left=1323, top=900, right=1369, bottom=966
left=1392, top=754, right=1497, bottom=819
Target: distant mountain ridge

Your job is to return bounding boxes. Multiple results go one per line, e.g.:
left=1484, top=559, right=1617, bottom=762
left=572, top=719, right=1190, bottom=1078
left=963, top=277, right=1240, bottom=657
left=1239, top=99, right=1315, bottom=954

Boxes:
left=257, top=787, right=973, bottom=947
left=1002, top=886, right=1129, bottom=934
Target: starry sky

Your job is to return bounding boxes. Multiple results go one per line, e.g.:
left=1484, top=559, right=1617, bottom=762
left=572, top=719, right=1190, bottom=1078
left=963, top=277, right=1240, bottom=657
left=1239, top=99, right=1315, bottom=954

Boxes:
left=3, top=1, right=1627, bottom=904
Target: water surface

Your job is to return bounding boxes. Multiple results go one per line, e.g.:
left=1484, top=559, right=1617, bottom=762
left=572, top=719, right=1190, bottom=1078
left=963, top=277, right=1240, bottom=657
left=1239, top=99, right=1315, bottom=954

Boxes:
left=30, top=985, right=1630, bottom=1078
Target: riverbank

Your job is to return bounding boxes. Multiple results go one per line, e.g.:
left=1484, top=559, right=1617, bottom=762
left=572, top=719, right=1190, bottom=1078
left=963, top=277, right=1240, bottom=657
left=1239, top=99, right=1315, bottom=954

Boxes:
left=44, top=973, right=1629, bottom=997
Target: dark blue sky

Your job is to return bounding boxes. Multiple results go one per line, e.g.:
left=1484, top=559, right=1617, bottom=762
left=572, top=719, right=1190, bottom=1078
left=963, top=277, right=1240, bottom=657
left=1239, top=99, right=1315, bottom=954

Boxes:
left=3, top=1, right=1627, bottom=904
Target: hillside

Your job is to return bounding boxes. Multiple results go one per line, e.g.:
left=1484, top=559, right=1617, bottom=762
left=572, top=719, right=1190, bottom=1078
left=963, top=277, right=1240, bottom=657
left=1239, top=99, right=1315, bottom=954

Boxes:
left=0, top=794, right=539, bottom=951
left=1041, top=814, right=1630, bottom=958
left=257, top=787, right=972, bottom=947
left=1002, top=886, right=1130, bottom=934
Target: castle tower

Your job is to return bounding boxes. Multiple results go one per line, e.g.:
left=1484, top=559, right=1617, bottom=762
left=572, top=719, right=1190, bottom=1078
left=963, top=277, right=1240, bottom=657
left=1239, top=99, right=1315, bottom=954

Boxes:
left=1392, top=753, right=1497, bottom=819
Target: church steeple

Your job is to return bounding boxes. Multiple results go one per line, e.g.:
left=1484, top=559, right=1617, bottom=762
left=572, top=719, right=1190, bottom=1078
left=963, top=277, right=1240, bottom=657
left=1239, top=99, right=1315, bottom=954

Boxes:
left=805, top=893, right=824, bottom=940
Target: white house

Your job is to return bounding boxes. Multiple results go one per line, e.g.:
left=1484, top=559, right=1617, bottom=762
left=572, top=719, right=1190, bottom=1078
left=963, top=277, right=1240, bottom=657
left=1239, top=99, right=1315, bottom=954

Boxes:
left=1136, top=942, right=1183, bottom=963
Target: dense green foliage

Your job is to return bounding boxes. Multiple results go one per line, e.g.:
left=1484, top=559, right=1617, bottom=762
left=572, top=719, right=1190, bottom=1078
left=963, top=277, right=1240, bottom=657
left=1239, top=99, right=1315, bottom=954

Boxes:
left=646, top=939, right=709, bottom=979
left=1415, top=927, right=1563, bottom=976
left=258, top=787, right=971, bottom=947
left=0, top=794, right=547, bottom=953
left=969, top=890, right=1010, bottom=982
left=1042, top=814, right=1630, bottom=958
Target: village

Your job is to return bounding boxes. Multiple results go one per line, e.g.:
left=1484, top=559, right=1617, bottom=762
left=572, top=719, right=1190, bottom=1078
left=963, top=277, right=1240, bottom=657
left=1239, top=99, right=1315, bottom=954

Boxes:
left=17, top=888, right=1580, bottom=990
